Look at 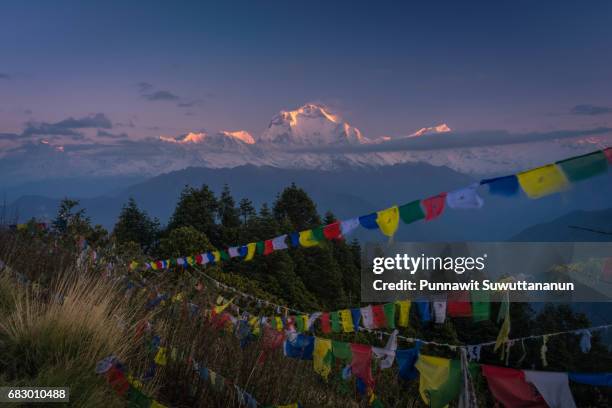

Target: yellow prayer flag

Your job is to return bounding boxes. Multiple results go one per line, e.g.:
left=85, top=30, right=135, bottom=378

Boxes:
left=154, top=347, right=167, bottom=366
left=313, top=338, right=333, bottom=380
left=214, top=297, right=234, bottom=314
left=414, top=355, right=451, bottom=406
left=127, top=374, right=143, bottom=389
left=299, top=230, right=319, bottom=247
left=396, top=300, right=411, bottom=327
left=150, top=262, right=158, bottom=270
left=249, top=316, right=261, bottom=336
left=212, top=250, right=221, bottom=263
left=151, top=401, right=167, bottom=408
left=495, top=312, right=511, bottom=352
left=517, top=164, right=569, bottom=199
left=302, top=315, right=309, bottom=331
left=275, top=316, right=283, bottom=332
left=129, top=260, right=138, bottom=270
left=376, top=206, right=400, bottom=237
left=245, top=243, right=257, bottom=261
left=339, top=309, right=354, bottom=332
left=172, top=292, right=184, bottom=303
left=186, top=256, right=195, bottom=265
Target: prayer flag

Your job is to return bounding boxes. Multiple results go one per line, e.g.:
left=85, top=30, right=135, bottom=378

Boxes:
left=340, top=218, right=360, bottom=236
left=263, top=239, right=274, bottom=255
left=320, top=312, right=331, bottom=333
left=433, top=301, right=447, bottom=323
left=471, top=291, right=490, bottom=322
left=372, top=304, right=387, bottom=328
left=361, top=305, right=375, bottom=329
left=245, top=243, right=256, bottom=261
left=351, top=343, right=375, bottom=389
left=517, top=164, right=569, bottom=199
left=313, top=338, right=333, bottom=380
left=331, top=311, right=341, bottom=333
left=422, top=193, right=447, bottom=221
left=446, top=183, right=483, bottom=209
left=256, top=241, right=265, bottom=255
left=481, top=365, right=547, bottom=408
left=299, top=230, right=319, bottom=247
left=523, top=370, right=577, bottom=408
left=312, top=226, right=326, bottom=242
left=284, top=334, right=314, bottom=360
left=383, top=303, right=396, bottom=329
left=359, top=213, right=379, bottom=229
left=398, top=200, right=425, bottom=224
left=350, top=308, right=362, bottom=331
left=228, top=246, right=240, bottom=258
left=376, top=206, right=400, bottom=237
left=447, top=291, right=472, bottom=317
left=557, top=150, right=608, bottom=182
left=416, top=301, right=431, bottom=322
left=332, top=340, right=352, bottom=362
left=396, top=344, right=421, bottom=381
left=372, top=329, right=398, bottom=369
left=289, top=232, right=300, bottom=247
left=339, top=309, right=354, bottom=332
left=569, top=372, right=612, bottom=386
left=480, top=175, right=519, bottom=196
left=154, top=347, right=167, bottom=366
left=272, top=234, right=289, bottom=250
left=323, top=221, right=342, bottom=240
left=415, top=355, right=462, bottom=408
left=396, top=300, right=411, bottom=327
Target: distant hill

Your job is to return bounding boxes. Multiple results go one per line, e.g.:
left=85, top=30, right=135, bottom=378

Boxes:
left=511, top=208, right=612, bottom=241
left=5, top=163, right=612, bottom=242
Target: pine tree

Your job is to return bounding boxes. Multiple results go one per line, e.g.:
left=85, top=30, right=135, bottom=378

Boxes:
left=273, top=183, right=321, bottom=231
left=168, top=185, right=220, bottom=245
left=218, top=185, right=241, bottom=245
left=238, top=198, right=256, bottom=225
left=113, top=198, right=160, bottom=252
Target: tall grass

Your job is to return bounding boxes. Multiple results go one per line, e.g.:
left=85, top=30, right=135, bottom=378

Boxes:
left=0, top=267, right=139, bottom=407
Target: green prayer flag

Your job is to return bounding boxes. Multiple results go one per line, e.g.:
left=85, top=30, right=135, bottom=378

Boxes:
left=383, top=303, right=396, bottom=329
left=471, top=291, right=490, bottom=322
left=127, top=387, right=151, bottom=408
left=256, top=241, right=265, bottom=255
left=312, top=226, right=326, bottom=241
left=399, top=200, right=425, bottom=224
left=295, top=315, right=304, bottom=332
left=331, top=311, right=341, bottom=333
left=557, top=150, right=608, bottom=182
left=219, top=250, right=230, bottom=261
left=332, top=340, right=352, bottom=361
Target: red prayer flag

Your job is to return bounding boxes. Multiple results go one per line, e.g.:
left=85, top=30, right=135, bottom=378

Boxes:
left=323, top=221, right=342, bottom=240
left=447, top=291, right=472, bottom=317
left=320, top=312, right=331, bottom=333
left=106, top=366, right=129, bottom=396
left=371, top=304, right=387, bottom=328
left=264, top=239, right=274, bottom=255
left=351, top=343, right=375, bottom=389
left=258, top=326, right=285, bottom=363
left=155, top=261, right=163, bottom=269
left=195, top=254, right=203, bottom=264
left=481, top=365, right=546, bottom=408
left=604, top=147, right=612, bottom=164
left=422, top=193, right=447, bottom=221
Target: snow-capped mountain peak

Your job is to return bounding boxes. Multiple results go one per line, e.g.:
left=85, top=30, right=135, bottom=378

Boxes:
left=159, top=132, right=206, bottom=144
left=219, top=130, right=255, bottom=144
left=259, top=103, right=366, bottom=146
left=409, top=123, right=452, bottom=138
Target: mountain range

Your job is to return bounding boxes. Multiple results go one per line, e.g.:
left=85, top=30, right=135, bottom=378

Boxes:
left=1, top=103, right=611, bottom=190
